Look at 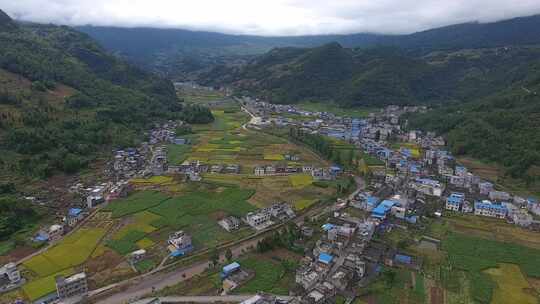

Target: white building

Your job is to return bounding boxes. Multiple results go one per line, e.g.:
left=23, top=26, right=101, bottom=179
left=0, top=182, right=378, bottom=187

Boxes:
left=245, top=211, right=271, bottom=230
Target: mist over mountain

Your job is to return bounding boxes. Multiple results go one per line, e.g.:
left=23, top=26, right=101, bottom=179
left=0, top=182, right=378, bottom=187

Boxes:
left=77, top=14, right=540, bottom=79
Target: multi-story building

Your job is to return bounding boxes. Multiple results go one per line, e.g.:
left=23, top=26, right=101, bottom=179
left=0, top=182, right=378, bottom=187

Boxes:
left=445, top=192, right=465, bottom=212
left=56, top=272, right=88, bottom=299
left=245, top=211, right=271, bottom=230
left=474, top=200, right=508, bottom=219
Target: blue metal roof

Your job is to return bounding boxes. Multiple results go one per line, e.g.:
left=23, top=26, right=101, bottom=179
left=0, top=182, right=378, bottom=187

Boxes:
left=68, top=208, right=83, bottom=216
left=318, top=253, right=334, bottom=264
left=395, top=254, right=412, bottom=264
left=322, top=223, right=336, bottom=231
left=367, top=196, right=379, bottom=206
left=223, top=262, right=240, bottom=274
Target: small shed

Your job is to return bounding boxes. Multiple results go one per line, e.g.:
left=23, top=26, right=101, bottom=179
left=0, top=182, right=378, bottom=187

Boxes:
left=318, top=253, right=334, bottom=265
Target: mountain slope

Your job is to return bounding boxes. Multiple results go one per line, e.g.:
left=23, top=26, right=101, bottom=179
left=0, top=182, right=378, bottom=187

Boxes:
left=0, top=10, right=194, bottom=179
left=77, top=14, right=540, bottom=78
left=197, top=43, right=540, bottom=107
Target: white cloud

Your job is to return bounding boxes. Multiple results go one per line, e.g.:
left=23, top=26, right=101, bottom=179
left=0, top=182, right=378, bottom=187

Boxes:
left=2, top=0, right=540, bottom=35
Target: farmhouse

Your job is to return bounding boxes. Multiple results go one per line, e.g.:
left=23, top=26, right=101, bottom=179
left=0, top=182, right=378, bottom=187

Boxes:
left=66, top=208, right=84, bottom=227
left=254, top=166, right=265, bottom=176
left=129, top=249, right=146, bottom=264
left=489, top=190, right=511, bottom=201
left=56, top=272, right=88, bottom=300
left=168, top=230, right=193, bottom=256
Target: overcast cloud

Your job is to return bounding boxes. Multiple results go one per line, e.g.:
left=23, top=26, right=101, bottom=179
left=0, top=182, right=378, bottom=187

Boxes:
left=2, top=0, right=540, bottom=36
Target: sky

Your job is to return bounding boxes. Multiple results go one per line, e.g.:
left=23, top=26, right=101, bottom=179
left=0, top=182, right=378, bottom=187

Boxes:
left=2, top=0, right=540, bottom=36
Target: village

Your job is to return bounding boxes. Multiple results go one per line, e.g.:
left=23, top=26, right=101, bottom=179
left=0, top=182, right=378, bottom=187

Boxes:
left=2, top=94, right=540, bottom=304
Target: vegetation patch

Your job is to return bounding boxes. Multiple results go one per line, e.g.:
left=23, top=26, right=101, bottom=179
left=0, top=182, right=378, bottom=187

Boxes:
left=234, top=256, right=291, bottom=295
left=294, top=199, right=317, bottom=210
left=22, top=268, right=75, bottom=301
left=484, top=263, right=537, bottom=304
left=102, top=191, right=170, bottom=218
left=23, top=228, right=106, bottom=277
left=264, top=154, right=285, bottom=161
left=289, top=174, right=313, bottom=188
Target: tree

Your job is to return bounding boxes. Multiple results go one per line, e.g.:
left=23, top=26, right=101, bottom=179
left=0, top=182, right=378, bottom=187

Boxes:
left=210, top=246, right=219, bottom=267
left=225, top=248, right=233, bottom=262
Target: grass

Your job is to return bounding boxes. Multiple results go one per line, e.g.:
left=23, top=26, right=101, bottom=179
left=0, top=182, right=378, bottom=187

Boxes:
left=22, top=268, right=75, bottom=301
left=0, top=240, right=14, bottom=255
left=102, top=191, right=170, bottom=218
left=234, top=257, right=291, bottom=295
left=23, top=228, right=106, bottom=277
left=136, top=237, right=155, bottom=249
left=135, top=259, right=156, bottom=273
left=484, top=263, right=537, bottom=304
left=289, top=174, right=313, bottom=188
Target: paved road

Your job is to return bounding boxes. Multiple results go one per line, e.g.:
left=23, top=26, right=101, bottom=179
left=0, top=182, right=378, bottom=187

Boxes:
left=133, top=295, right=294, bottom=304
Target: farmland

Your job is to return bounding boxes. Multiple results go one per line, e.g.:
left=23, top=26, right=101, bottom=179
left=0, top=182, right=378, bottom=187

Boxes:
left=102, top=191, right=170, bottom=218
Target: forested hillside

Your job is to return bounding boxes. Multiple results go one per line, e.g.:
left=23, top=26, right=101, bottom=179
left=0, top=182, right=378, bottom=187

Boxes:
left=0, top=10, right=210, bottom=179
left=407, top=83, right=540, bottom=185
left=78, top=14, right=540, bottom=79
left=198, top=43, right=540, bottom=106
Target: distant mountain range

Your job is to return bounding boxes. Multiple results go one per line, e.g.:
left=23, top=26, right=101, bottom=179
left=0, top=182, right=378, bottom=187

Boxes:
left=77, top=14, right=540, bottom=78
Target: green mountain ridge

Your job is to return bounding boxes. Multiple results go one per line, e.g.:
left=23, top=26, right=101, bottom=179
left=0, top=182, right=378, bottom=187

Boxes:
left=0, top=9, right=210, bottom=179
left=198, top=43, right=540, bottom=107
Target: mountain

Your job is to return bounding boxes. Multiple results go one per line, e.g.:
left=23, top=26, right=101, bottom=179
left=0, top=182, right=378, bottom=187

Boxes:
left=77, top=14, right=540, bottom=78
left=0, top=7, right=16, bottom=30
left=0, top=9, right=210, bottom=179
left=197, top=42, right=540, bottom=107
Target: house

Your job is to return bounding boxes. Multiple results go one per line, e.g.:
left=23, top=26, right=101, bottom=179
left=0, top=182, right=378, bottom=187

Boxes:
left=318, top=253, right=334, bottom=265
left=413, top=178, right=443, bottom=197
left=49, top=224, right=64, bottom=241
left=245, top=211, right=272, bottom=230
left=479, top=182, right=494, bottom=195
left=446, top=192, right=465, bottom=212
left=302, top=165, right=314, bottom=174
left=0, top=263, right=22, bottom=292
left=224, top=164, right=240, bottom=174
left=372, top=200, right=399, bottom=219
left=512, top=210, right=533, bottom=227
left=254, top=166, right=265, bottom=176
left=268, top=203, right=295, bottom=220
left=173, top=138, right=188, bottom=145
left=265, top=165, right=276, bottom=175
left=211, top=164, right=224, bottom=174
left=489, top=191, right=511, bottom=202
left=474, top=200, right=507, bottom=219
left=56, top=272, right=88, bottom=300
left=462, top=201, right=473, bottom=213
left=218, top=216, right=240, bottom=232
left=295, top=267, right=320, bottom=289
left=66, top=208, right=84, bottom=227
left=168, top=230, right=193, bottom=256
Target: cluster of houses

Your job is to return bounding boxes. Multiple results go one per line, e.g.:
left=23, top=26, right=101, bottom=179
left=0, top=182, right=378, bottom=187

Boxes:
left=244, top=203, right=296, bottom=230
left=253, top=164, right=338, bottom=181
left=353, top=105, right=539, bottom=230
left=168, top=160, right=242, bottom=181
left=293, top=212, right=377, bottom=304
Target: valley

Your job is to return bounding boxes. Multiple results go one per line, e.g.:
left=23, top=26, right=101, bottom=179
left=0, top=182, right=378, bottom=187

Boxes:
left=1, top=6, right=540, bottom=304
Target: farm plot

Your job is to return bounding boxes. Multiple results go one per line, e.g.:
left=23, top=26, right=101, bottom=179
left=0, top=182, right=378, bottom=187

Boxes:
left=23, top=228, right=106, bottom=277
left=234, top=255, right=295, bottom=295
left=289, top=174, right=313, bottom=188
left=102, top=191, right=170, bottom=218
left=484, top=263, right=537, bottom=304
left=106, top=211, right=162, bottom=255
left=22, top=268, right=75, bottom=301
left=149, top=186, right=256, bottom=247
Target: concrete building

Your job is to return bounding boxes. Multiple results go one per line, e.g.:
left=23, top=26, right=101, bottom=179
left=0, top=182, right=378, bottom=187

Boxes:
left=474, top=200, right=508, bottom=219
left=49, top=224, right=64, bottom=241
left=245, top=211, right=271, bottom=230
left=446, top=192, right=465, bottom=212
left=0, top=263, right=22, bottom=292
left=218, top=216, right=240, bottom=232
left=56, top=272, right=88, bottom=300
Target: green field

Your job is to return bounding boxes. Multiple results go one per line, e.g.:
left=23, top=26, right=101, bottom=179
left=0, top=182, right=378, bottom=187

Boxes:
left=23, top=228, right=106, bottom=277
left=149, top=185, right=256, bottom=247
left=103, top=191, right=171, bottom=218
left=442, top=232, right=540, bottom=302
left=235, top=257, right=292, bottom=295
left=168, top=143, right=192, bottom=165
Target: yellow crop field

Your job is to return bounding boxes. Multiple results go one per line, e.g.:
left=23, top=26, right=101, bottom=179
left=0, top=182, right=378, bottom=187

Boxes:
left=484, top=263, right=537, bottom=304
left=289, top=174, right=313, bottom=188
left=131, top=175, right=174, bottom=185
left=294, top=199, right=317, bottom=210
left=23, top=228, right=106, bottom=277
left=23, top=268, right=75, bottom=301
left=264, top=154, right=285, bottom=161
